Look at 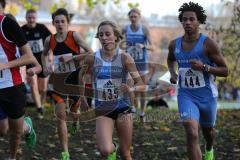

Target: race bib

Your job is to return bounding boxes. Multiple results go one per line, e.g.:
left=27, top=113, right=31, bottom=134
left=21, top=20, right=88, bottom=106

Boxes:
left=53, top=53, right=76, bottom=73
left=96, top=79, right=122, bottom=101
left=28, top=39, right=44, bottom=53
left=179, top=68, right=205, bottom=89
left=127, top=46, right=144, bottom=61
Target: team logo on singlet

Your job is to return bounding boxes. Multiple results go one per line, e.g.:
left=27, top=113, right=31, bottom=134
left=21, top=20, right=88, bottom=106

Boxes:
left=175, top=48, right=180, bottom=54
left=185, top=69, right=195, bottom=77
left=34, top=33, right=40, bottom=38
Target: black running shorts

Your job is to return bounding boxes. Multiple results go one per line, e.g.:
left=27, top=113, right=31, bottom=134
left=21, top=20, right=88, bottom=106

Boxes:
left=0, top=83, right=26, bottom=119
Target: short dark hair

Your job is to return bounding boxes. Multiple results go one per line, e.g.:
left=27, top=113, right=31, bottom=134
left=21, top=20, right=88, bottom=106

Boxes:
left=26, top=9, right=37, bottom=16
left=96, top=20, right=123, bottom=42
left=178, top=1, right=207, bottom=24
left=0, top=0, right=6, bottom=9
left=52, top=8, right=70, bottom=23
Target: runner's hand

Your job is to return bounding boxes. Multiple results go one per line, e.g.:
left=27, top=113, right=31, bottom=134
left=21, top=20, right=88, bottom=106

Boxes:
left=59, top=55, right=73, bottom=64
left=43, top=63, right=54, bottom=76
left=26, top=68, right=35, bottom=77
left=26, top=65, right=42, bottom=77
left=189, top=59, right=203, bottom=71
left=135, top=43, right=145, bottom=49
left=170, top=72, right=178, bottom=84
left=80, top=98, right=89, bottom=112
left=120, top=84, right=131, bottom=93
left=0, top=62, right=6, bottom=71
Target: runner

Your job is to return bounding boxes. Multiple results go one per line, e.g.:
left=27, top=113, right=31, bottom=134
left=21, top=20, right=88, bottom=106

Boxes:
left=21, top=9, right=51, bottom=119
left=122, top=8, right=153, bottom=122
left=0, top=0, right=40, bottom=159
left=64, top=20, right=145, bottom=160
left=167, top=2, right=228, bottom=160
left=41, top=8, right=92, bottom=160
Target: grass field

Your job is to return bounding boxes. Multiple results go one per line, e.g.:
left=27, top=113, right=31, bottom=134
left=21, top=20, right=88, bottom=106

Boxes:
left=0, top=104, right=239, bottom=160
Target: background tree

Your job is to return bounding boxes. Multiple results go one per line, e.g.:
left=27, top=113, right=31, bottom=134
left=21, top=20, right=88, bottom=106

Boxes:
left=206, top=0, right=240, bottom=88
left=15, top=0, right=138, bottom=13
left=220, top=0, right=240, bottom=87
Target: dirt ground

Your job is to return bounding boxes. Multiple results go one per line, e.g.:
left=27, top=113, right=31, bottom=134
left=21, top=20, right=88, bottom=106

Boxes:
left=0, top=107, right=239, bottom=160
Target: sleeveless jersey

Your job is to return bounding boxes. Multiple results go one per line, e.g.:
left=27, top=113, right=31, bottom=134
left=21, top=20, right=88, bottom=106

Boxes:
left=49, top=31, right=80, bottom=74
left=174, top=34, right=218, bottom=99
left=125, top=25, right=148, bottom=71
left=93, top=50, right=130, bottom=109
left=0, top=16, right=23, bottom=89
left=22, top=23, right=51, bottom=55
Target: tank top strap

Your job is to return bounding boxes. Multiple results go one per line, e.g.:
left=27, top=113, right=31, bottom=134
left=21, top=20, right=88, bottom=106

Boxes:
left=64, top=31, right=80, bottom=54
left=49, top=34, right=56, bottom=51
left=175, top=36, right=182, bottom=51
left=196, top=34, right=207, bottom=48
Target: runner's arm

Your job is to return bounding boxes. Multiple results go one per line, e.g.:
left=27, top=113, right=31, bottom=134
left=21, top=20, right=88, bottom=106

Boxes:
left=72, top=32, right=93, bottom=55
left=167, top=40, right=178, bottom=84
left=143, top=25, right=154, bottom=51
left=1, top=43, right=41, bottom=73
left=204, top=38, right=228, bottom=77
left=77, top=55, right=94, bottom=110
left=43, top=24, right=52, bottom=39
left=123, top=53, right=145, bottom=92
left=0, top=17, right=41, bottom=72
left=41, top=36, right=53, bottom=75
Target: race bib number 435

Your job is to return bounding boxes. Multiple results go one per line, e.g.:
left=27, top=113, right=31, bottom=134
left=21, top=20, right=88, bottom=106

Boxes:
left=179, top=68, right=205, bottom=89
left=96, top=79, right=122, bottom=101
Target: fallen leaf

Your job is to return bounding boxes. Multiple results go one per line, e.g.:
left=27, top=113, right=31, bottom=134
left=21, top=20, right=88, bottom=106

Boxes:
left=142, top=142, right=154, bottom=146
left=159, top=127, right=171, bottom=132
left=167, top=147, right=177, bottom=151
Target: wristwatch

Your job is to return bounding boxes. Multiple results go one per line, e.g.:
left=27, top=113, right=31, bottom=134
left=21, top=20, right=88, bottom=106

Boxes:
left=202, top=64, right=210, bottom=72
left=72, top=55, right=77, bottom=60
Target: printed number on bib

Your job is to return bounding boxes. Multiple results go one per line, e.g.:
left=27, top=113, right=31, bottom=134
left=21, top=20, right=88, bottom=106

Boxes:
left=54, top=53, right=76, bottom=73
left=179, top=68, right=205, bottom=88
left=127, top=46, right=144, bottom=61
left=97, top=79, right=122, bottom=101
left=28, top=39, right=44, bottom=53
